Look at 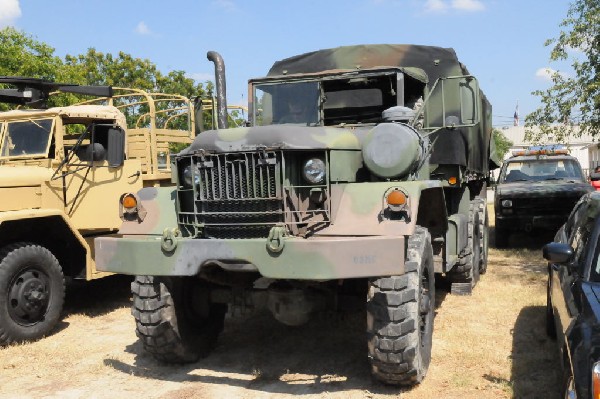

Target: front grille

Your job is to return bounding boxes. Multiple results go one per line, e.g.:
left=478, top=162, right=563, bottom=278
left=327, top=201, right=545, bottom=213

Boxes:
left=177, top=151, right=284, bottom=239
left=512, top=196, right=578, bottom=216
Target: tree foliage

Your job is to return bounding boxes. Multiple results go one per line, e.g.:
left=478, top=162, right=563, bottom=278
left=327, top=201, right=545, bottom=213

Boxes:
left=526, top=0, right=600, bottom=142
left=493, top=128, right=513, bottom=160
left=0, top=27, right=212, bottom=112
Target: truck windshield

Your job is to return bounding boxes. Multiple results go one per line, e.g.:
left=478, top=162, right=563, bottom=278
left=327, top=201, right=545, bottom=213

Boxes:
left=500, top=159, right=584, bottom=182
left=0, top=119, right=53, bottom=158
left=254, top=81, right=319, bottom=126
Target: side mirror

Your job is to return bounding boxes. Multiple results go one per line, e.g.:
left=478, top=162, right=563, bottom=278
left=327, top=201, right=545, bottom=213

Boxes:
left=543, top=242, right=574, bottom=264
left=107, top=127, right=125, bottom=167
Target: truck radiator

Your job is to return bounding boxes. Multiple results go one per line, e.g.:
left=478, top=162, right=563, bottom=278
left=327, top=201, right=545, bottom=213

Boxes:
left=177, top=151, right=284, bottom=239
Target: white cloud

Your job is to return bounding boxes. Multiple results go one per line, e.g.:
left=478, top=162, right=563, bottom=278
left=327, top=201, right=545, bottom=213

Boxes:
left=212, top=0, right=238, bottom=12
left=424, top=0, right=448, bottom=12
left=535, top=67, right=563, bottom=82
left=424, top=0, right=484, bottom=13
left=135, top=21, right=152, bottom=35
left=451, top=0, right=484, bottom=11
left=0, top=0, right=21, bottom=28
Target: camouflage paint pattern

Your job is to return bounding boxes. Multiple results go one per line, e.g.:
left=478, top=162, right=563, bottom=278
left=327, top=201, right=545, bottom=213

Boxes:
left=95, top=44, right=490, bottom=281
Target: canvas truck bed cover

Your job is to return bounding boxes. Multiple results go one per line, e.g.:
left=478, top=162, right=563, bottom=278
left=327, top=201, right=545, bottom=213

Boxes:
left=268, top=44, right=498, bottom=174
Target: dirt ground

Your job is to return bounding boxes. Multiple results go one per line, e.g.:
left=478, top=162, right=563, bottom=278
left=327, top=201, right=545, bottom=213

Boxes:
left=0, top=207, right=562, bottom=399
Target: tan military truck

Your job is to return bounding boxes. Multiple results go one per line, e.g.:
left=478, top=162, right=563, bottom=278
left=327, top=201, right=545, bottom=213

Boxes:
left=96, top=46, right=499, bottom=386
left=0, top=77, right=195, bottom=344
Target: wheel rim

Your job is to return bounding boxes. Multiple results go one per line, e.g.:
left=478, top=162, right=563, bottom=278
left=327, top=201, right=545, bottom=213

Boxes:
left=7, top=267, right=51, bottom=326
left=419, top=267, right=432, bottom=344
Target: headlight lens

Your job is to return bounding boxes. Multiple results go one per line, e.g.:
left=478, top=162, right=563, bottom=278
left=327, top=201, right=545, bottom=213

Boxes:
left=303, top=158, right=326, bottom=184
left=501, top=199, right=513, bottom=207
left=182, top=165, right=198, bottom=187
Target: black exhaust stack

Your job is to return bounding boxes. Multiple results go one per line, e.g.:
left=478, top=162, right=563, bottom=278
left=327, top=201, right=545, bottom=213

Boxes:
left=206, top=51, right=228, bottom=129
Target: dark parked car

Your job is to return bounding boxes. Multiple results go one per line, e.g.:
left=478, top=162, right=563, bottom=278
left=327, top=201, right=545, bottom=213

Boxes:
left=544, top=191, right=600, bottom=398
left=495, top=147, right=593, bottom=247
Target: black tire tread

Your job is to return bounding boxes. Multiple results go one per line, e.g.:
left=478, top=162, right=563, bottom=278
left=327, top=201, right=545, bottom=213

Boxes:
left=131, top=276, right=224, bottom=363
left=0, top=242, right=65, bottom=345
left=367, top=226, right=434, bottom=386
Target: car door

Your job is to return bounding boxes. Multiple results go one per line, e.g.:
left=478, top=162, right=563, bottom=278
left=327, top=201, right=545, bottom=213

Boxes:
left=552, top=200, right=590, bottom=337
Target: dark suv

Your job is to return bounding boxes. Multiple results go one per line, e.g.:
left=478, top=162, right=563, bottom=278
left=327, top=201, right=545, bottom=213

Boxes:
left=494, top=148, right=593, bottom=247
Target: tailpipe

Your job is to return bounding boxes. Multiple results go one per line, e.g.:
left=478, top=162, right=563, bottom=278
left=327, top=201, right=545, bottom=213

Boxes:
left=207, top=51, right=228, bottom=129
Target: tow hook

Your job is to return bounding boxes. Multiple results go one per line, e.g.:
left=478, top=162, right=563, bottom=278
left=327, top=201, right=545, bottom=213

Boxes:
left=161, top=227, right=181, bottom=252
left=266, top=224, right=287, bottom=253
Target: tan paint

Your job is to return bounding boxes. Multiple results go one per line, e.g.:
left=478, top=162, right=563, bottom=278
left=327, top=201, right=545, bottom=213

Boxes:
left=0, top=186, right=42, bottom=211
left=0, top=87, right=196, bottom=282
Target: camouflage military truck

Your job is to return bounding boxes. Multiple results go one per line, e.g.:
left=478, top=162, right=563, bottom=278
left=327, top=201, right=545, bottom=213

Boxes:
left=95, top=45, right=498, bottom=385
left=0, top=77, right=195, bottom=345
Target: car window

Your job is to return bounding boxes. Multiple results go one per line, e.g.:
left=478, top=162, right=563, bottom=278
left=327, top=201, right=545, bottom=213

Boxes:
left=571, top=218, right=592, bottom=265
left=565, top=201, right=586, bottom=238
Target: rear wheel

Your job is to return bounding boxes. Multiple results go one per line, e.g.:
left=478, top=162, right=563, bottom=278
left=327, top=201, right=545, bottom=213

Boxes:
left=476, top=198, right=489, bottom=274
left=0, top=243, right=65, bottom=345
left=131, top=276, right=227, bottom=363
left=450, top=202, right=480, bottom=295
left=367, top=226, right=435, bottom=386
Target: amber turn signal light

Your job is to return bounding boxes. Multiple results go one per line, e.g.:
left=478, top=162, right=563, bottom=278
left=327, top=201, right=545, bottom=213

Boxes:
left=387, top=190, right=407, bottom=206
left=122, top=194, right=137, bottom=209
left=448, top=176, right=457, bottom=185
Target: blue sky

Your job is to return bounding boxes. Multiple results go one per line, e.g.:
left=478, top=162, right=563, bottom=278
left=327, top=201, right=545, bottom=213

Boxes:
left=1, top=0, right=576, bottom=127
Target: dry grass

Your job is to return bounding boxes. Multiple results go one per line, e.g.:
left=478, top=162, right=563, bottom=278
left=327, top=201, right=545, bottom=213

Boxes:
left=0, top=205, right=562, bottom=398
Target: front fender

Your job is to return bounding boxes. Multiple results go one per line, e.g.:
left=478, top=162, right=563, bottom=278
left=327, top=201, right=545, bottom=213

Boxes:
left=322, top=180, right=446, bottom=237
left=118, top=186, right=178, bottom=236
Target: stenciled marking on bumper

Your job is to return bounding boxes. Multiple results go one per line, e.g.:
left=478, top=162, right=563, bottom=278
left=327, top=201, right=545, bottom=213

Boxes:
left=94, top=235, right=405, bottom=280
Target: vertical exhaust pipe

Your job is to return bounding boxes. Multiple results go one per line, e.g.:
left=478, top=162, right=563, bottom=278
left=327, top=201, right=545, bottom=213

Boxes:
left=207, top=51, right=228, bottom=129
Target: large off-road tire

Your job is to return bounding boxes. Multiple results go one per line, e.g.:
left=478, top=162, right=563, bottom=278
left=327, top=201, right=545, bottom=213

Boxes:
left=0, top=243, right=65, bottom=345
left=367, top=226, right=435, bottom=386
left=476, top=197, right=489, bottom=274
left=546, top=278, right=557, bottom=339
left=131, top=275, right=227, bottom=363
left=449, top=202, right=481, bottom=295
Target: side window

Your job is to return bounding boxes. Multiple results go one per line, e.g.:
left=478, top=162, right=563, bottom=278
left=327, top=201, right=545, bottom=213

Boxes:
left=571, top=217, right=593, bottom=265
left=564, top=202, right=584, bottom=238
left=568, top=201, right=593, bottom=264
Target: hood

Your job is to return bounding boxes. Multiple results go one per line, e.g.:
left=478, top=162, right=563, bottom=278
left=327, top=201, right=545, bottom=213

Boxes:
left=0, top=166, right=53, bottom=187
left=182, top=125, right=371, bottom=154
left=497, top=180, right=594, bottom=198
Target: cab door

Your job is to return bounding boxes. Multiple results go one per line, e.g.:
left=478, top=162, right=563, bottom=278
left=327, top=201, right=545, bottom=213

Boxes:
left=61, top=124, right=142, bottom=231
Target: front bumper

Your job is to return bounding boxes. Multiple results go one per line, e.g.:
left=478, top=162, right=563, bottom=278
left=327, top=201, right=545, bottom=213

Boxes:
left=495, top=214, right=567, bottom=232
left=94, top=235, right=406, bottom=280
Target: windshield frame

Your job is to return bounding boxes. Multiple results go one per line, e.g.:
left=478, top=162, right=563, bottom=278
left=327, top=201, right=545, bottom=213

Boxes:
left=249, top=68, right=424, bottom=127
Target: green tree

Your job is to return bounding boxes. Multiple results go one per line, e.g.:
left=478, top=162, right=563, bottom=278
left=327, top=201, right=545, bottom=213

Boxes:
left=493, top=128, right=513, bottom=160
left=0, top=27, right=62, bottom=80
left=526, top=0, right=600, bottom=142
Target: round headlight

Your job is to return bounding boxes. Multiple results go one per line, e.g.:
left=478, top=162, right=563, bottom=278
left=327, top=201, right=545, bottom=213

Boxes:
left=501, top=199, right=513, bottom=208
left=303, top=158, right=326, bottom=184
left=182, top=165, right=197, bottom=187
